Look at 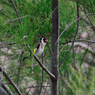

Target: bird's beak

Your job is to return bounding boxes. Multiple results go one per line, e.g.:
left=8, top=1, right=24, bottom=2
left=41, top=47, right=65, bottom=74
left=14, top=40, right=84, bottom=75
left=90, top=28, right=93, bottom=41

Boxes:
left=45, top=39, right=48, bottom=43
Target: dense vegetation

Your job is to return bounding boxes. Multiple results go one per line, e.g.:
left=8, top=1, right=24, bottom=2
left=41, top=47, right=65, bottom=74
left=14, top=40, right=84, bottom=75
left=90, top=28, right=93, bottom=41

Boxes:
left=0, top=0, right=95, bottom=95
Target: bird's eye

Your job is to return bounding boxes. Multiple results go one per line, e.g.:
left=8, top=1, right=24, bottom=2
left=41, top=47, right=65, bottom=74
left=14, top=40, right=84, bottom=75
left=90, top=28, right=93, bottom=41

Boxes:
left=44, top=38, right=46, bottom=40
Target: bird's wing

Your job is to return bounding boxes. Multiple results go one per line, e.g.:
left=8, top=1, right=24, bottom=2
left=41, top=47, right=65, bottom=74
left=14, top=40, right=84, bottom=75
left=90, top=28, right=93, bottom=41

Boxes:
left=34, top=42, right=40, bottom=49
left=33, top=42, right=40, bottom=53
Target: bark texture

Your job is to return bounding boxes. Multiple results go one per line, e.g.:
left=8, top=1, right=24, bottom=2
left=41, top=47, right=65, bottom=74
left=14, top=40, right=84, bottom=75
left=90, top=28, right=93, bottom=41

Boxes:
left=50, top=0, right=59, bottom=95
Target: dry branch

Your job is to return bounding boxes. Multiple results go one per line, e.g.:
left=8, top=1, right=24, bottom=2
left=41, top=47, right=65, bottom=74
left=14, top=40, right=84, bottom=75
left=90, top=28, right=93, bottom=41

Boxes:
left=34, top=55, right=56, bottom=79
left=10, top=0, right=21, bottom=24
left=0, top=66, right=22, bottom=95
left=8, top=15, right=29, bottom=23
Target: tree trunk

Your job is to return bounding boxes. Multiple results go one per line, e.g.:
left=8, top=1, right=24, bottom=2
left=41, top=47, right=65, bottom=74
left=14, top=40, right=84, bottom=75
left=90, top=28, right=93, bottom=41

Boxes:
left=50, top=0, right=59, bottom=95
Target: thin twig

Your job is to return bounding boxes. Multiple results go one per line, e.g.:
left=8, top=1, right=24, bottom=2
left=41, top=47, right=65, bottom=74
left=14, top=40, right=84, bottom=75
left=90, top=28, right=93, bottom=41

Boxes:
left=80, top=48, right=88, bottom=66
left=39, top=53, right=44, bottom=95
left=46, top=42, right=55, bottom=64
left=44, top=79, right=50, bottom=95
left=73, top=48, right=78, bottom=70
left=17, top=51, right=24, bottom=87
left=55, top=13, right=95, bottom=45
left=10, top=0, right=21, bottom=24
left=8, top=15, right=29, bottom=23
left=59, top=1, right=80, bottom=67
left=58, top=39, right=95, bottom=45
left=0, top=8, right=22, bottom=32
left=83, top=2, right=95, bottom=32
left=76, top=39, right=95, bottom=44
left=0, top=10, right=10, bottom=18
left=13, top=51, right=22, bottom=74
left=58, top=44, right=65, bottom=56
left=21, top=85, right=50, bottom=91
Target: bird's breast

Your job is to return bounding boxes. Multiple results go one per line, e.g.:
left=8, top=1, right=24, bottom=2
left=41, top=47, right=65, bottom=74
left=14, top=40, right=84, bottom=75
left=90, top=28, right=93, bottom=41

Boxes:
left=40, top=43, right=43, bottom=49
left=36, top=44, right=44, bottom=56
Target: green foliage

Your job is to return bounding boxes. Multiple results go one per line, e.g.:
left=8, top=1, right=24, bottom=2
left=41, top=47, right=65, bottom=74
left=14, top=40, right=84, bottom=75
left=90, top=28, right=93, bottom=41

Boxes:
left=61, top=65, right=95, bottom=95
left=0, top=0, right=95, bottom=94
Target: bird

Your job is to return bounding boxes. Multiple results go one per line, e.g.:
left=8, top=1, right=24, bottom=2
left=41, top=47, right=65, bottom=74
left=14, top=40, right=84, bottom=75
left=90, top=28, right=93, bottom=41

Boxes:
left=33, top=37, right=48, bottom=56
left=23, top=37, right=48, bottom=61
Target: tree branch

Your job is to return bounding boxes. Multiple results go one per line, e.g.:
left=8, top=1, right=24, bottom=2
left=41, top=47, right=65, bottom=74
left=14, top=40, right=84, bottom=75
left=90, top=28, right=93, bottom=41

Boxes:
left=10, top=0, right=21, bottom=24
left=34, top=55, right=56, bottom=79
left=17, top=51, right=24, bottom=87
left=8, top=15, right=29, bottom=23
left=59, top=1, right=80, bottom=68
left=83, top=3, right=95, bottom=32
left=0, top=10, right=10, bottom=18
left=55, top=12, right=95, bottom=45
left=0, top=66, right=22, bottom=95
left=27, top=45, right=56, bottom=79
left=21, top=85, right=50, bottom=91
left=0, top=87, right=8, bottom=95
left=46, top=42, right=55, bottom=64
left=39, top=53, right=44, bottom=95
left=1, top=82, right=13, bottom=95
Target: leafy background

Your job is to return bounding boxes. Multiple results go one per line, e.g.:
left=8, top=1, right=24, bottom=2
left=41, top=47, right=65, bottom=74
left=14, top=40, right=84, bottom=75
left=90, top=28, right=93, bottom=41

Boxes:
left=0, top=0, right=95, bottom=95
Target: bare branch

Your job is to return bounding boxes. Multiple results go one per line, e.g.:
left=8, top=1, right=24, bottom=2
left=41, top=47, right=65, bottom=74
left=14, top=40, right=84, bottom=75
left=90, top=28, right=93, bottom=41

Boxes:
left=72, top=42, right=94, bottom=53
left=39, top=53, right=44, bottom=95
left=0, top=10, right=10, bottom=18
left=58, top=39, right=95, bottom=46
left=80, top=48, right=88, bottom=66
left=58, top=44, right=65, bottom=56
left=0, top=87, right=8, bottom=95
left=46, top=42, right=55, bottom=64
left=8, top=15, right=29, bottom=23
left=73, top=47, right=78, bottom=70
left=83, top=3, right=95, bottom=32
left=76, top=39, right=95, bottom=44
left=1, top=82, right=13, bottom=95
left=0, top=66, right=22, bottom=95
left=10, top=0, right=21, bottom=24
left=17, top=51, right=24, bottom=87
left=34, top=55, right=56, bottom=79
left=44, top=79, right=50, bottom=95
left=21, top=85, right=50, bottom=91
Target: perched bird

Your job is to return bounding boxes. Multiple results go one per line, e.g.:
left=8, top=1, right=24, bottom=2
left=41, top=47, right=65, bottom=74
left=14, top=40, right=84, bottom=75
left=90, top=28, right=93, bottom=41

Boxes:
left=34, top=37, right=48, bottom=56
left=23, top=37, right=47, bottom=61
